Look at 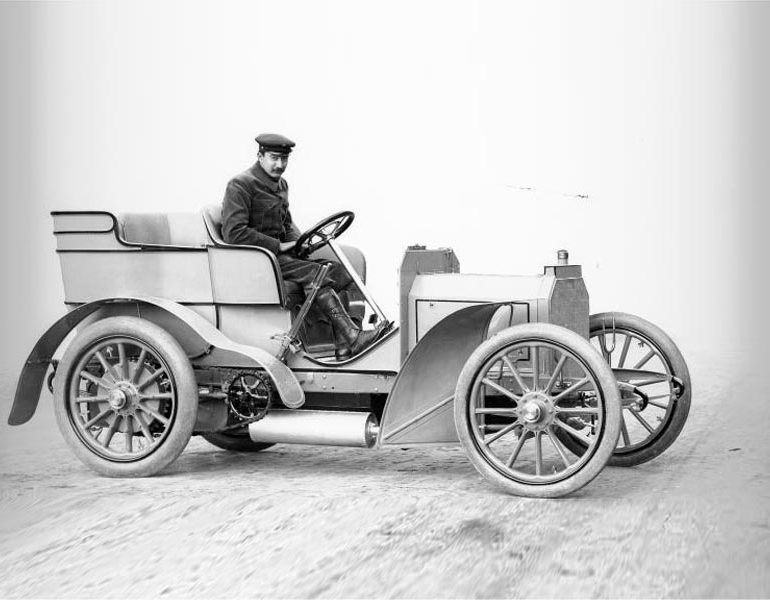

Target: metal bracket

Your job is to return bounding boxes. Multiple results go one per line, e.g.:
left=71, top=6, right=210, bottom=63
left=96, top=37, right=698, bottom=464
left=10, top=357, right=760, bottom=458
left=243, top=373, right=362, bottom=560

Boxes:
left=600, top=314, right=617, bottom=354
left=327, top=239, right=387, bottom=325
left=271, top=333, right=302, bottom=355
left=46, top=359, right=59, bottom=394
left=618, top=381, right=649, bottom=410
left=275, top=263, right=330, bottom=362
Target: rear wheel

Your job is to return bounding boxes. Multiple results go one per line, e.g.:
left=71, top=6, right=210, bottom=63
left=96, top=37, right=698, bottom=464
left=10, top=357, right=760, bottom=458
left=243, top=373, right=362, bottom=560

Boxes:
left=53, top=316, right=198, bottom=477
left=202, top=430, right=274, bottom=452
left=454, top=323, right=621, bottom=498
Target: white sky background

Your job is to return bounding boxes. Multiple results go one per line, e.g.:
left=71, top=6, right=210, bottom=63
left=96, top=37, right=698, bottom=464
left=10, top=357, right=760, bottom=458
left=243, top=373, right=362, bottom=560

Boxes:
left=1, top=1, right=768, bottom=379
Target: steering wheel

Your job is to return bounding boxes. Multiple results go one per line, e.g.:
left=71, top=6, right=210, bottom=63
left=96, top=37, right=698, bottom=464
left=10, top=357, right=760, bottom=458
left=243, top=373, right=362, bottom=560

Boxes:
left=293, top=211, right=354, bottom=258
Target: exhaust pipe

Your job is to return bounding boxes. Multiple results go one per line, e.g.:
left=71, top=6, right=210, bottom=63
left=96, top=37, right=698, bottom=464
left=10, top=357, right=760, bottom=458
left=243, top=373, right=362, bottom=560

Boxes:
left=248, top=410, right=379, bottom=448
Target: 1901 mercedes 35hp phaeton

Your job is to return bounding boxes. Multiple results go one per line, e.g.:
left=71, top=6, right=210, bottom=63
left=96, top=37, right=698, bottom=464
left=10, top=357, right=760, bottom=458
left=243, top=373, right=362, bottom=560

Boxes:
left=9, top=208, right=691, bottom=497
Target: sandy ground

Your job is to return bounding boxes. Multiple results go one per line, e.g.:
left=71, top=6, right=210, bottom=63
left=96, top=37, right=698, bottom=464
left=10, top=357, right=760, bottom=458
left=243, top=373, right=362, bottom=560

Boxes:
left=0, top=353, right=768, bottom=599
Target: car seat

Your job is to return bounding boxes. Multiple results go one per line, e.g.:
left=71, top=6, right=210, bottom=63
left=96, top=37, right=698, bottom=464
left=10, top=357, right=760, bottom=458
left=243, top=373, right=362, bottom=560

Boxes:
left=202, top=205, right=367, bottom=357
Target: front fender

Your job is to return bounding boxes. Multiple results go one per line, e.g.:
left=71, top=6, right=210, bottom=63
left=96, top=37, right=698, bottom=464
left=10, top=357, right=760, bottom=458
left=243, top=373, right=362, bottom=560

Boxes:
left=8, top=296, right=304, bottom=425
left=378, top=303, right=504, bottom=445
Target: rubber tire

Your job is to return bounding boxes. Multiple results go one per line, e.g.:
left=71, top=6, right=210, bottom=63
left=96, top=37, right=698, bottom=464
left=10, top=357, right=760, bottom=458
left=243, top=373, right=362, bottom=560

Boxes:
left=454, top=323, right=622, bottom=498
left=53, top=316, right=198, bottom=477
left=591, top=312, right=691, bottom=467
left=202, top=430, right=274, bottom=452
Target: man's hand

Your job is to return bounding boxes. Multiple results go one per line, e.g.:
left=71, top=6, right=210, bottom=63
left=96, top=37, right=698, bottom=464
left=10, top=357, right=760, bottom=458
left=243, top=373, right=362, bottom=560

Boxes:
left=279, top=241, right=297, bottom=254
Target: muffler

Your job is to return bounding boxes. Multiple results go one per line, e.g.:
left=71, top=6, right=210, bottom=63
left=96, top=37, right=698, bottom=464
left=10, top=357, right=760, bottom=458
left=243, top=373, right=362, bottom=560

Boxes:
left=248, top=410, right=379, bottom=448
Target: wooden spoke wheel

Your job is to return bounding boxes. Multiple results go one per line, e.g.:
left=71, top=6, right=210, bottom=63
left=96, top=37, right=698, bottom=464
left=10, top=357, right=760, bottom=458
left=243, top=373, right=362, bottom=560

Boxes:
left=454, top=323, right=621, bottom=498
left=591, top=312, right=691, bottom=466
left=53, top=317, right=198, bottom=477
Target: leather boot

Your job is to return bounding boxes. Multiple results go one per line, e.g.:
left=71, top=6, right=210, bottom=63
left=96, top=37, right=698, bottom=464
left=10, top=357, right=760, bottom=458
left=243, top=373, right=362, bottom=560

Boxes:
left=316, top=288, right=390, bottom=358
left=340, top=287, right=365, bottom=329
left=333, top=327, right=352, bottom=361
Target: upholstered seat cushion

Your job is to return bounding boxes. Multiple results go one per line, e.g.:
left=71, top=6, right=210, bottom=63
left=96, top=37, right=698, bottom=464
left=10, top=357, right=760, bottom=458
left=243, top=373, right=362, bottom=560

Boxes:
left=119, top=212, right=209, bottom=247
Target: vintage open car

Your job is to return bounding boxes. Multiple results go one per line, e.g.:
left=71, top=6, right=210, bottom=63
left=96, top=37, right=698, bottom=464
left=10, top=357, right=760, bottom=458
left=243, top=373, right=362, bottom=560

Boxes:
left=8, top=207, right=691, bottom=498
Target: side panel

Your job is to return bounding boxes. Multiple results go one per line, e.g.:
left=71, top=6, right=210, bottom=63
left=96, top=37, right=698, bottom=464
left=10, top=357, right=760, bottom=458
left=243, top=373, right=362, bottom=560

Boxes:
left=59, top=251, right=213, bottom=304
left=217, top=305, right=291, bottom=354
left=207, top=247, right=283, bottom=305
left=399, top=247, right=460, bottom=361
left=8, top=296, right=304, bottom=425
left=407, top=273, right=554, bottom=354
left=378, top=303, right=502, bottom=446
left=53, top=211, right=215, bottom=305
left=415, top=300, right=530, bottom=342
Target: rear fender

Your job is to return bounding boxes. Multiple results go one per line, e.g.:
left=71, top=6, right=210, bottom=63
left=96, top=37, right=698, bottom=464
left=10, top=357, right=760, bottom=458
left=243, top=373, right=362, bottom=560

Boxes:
left=378, top=303, right=503, bottom=445
left=8, top=296, right=304, bottom=425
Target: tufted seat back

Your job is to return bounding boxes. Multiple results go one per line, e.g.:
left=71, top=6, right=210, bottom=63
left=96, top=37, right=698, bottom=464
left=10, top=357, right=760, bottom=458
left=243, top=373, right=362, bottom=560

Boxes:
left=119, top=212, right=209, bottom=247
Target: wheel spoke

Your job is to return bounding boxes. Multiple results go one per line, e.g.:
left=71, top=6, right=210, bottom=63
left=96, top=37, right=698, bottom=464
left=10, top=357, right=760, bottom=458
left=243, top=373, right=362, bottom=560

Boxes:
left=131, top=348, right=148, bottom=384
left=553, top=418, right=594, bottom=445
left=481, top=378, right=521, bottom=403
left=79, top=370, right=112, bottom=390
left=633, top=349, right=655, bottom=370
left=137, top=367, right=167, bottom=391
left=118, top=343, right=128, bottom=380
left=101, top=415, right=121, bottom=448
left=138, top=404, right=169, bottom=425
left=554, top=407, right=599, bottom=415
left=474, top=407, right=518, bottom=415
left=505, top=430, right=529, bottom=468
left=531, top=345, right=540, bottom=390
left=634, top=376, right=669, bottom=387
left=483, top=420, right=519, bottom=445
left=125, top=417, right=134, bottom=453
left=83, top=408, right=113, bottom=429
left=134, top=412, right=155, bottom=443
left=544, top=354, right=568, bottom=394
left=75, top=395, right=109, bottom=403
left=534, top=431, right=543, bottom=476
left=617, top=335, right=632, bottom=368
left=620, top=415, right=631, bottom=446
left=550, top=377, right=590, bottom=404
left=628, top=408, right=655, bottom=434
left=502, top=355, right=529, bottom=393
left=647, top=399, right=669, bottom=409
left=546, top=427, right=572, bottom=468
left=94, top=350, right=119, bottom=382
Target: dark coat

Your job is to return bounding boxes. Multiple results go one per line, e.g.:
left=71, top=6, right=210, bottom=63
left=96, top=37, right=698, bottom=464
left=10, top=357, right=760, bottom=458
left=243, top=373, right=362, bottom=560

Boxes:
left=221, top=162, right=300, bottom=254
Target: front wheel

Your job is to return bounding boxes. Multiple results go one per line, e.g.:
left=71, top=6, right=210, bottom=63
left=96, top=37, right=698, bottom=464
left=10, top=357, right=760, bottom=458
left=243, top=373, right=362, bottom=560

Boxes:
left=590, top=312, right=691, bottom=466
left=454, top=323, right=621, bottom=498
left=53, top=316, right=198, bottom=477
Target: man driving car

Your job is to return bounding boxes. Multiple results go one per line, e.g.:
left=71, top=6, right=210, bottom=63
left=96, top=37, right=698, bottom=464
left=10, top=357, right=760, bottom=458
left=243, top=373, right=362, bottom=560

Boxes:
left=221, top=133, right=389, bottom=360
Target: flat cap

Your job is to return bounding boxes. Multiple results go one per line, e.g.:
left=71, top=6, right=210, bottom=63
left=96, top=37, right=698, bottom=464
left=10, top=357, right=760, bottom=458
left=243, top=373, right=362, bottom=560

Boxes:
left=255, top=133, right=295, bottom=154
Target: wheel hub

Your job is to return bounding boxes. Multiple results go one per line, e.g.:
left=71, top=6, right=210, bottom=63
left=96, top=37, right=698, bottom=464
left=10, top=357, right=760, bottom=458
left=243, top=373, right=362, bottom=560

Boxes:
left=108, top=382, right=140, bottom=415
left=517, top=392, right=554, bottom=431
left=108, top=388, right=127, bottom=410
left=521, top=402, right=541, bottom=423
